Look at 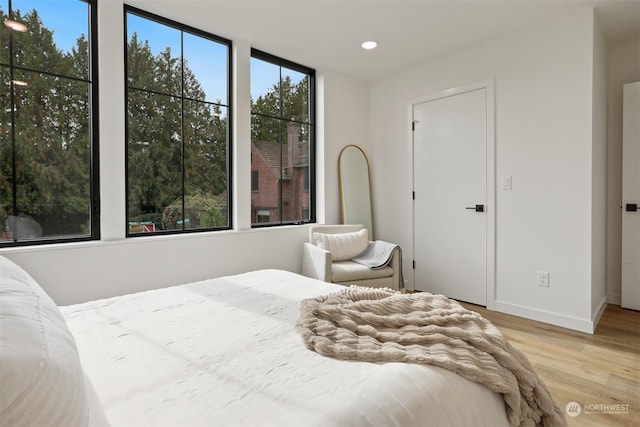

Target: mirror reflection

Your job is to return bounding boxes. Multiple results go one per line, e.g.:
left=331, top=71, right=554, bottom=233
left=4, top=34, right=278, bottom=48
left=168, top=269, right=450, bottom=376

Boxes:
left=339, top=145, right=374, bottom=239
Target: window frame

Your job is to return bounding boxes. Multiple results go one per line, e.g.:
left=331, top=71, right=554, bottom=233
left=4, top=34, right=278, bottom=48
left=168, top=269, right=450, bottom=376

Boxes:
left=123, top=6, right=233, bottom=237
left=250, top=48, right=315, bottom=228
left=0, top=0, right=100, bottom=247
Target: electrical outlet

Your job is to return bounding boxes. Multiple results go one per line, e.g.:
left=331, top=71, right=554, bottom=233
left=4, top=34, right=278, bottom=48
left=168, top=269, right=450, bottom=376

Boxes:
left=537, top=271, right=550, bottom=287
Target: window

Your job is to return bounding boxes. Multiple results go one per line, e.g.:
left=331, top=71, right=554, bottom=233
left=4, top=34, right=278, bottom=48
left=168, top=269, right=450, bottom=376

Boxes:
left=251, top=171, right=259, bottom=192
left=303, top=166, right=309, bottom=191
left=125, top=7, right=231, bottom=236
left=0, top=0, right=98, bottom=246
left=250, top=49, right=314, bottom=227
left=256, top=209, right=270, bottom=223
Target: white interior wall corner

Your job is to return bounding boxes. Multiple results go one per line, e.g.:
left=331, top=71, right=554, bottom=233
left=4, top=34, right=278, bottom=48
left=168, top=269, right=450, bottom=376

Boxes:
left=590, top=10, right=609, bottom=321
left=369, top=8, right=598, bottom=331
left=320, top=71, right=370, bottom=227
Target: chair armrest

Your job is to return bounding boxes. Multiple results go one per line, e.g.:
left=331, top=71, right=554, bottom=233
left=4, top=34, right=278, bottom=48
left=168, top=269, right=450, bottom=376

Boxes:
left=302, top=242, right=332, bottom=282
left=390, top=248, right=403, bottom=291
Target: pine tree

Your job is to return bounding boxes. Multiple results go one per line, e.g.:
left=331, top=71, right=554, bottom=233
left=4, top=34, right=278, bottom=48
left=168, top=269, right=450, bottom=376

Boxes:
left=1, top=7, right=93, bottom=237
left=251, top=75, right=309, bottom=142
left=1, top=5, right=307, bottom=237
left=126, top=33, right=229, bottom=230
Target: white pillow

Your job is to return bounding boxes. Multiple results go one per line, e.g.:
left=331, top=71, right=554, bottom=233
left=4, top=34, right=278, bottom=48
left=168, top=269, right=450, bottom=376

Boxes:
left=313, top=229, right=368, bottom=261
left=0, top=256, right=88, bottom=426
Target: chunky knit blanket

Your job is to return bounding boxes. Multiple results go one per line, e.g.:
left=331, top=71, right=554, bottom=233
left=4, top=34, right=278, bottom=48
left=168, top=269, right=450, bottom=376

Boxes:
left=297, top=287, right=566, bottom=427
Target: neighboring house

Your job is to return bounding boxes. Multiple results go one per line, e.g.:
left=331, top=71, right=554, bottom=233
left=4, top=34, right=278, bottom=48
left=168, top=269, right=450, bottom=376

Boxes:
left=251, top=122, right=309, bottom=224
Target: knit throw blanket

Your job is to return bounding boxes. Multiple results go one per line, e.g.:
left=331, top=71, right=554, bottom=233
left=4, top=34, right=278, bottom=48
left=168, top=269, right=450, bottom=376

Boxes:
left=296, top=287, right=566, bottom=427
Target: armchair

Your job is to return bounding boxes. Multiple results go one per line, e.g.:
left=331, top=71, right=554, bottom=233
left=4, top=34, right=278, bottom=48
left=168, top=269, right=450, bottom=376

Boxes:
left=302, top=224, right=402, bottom=290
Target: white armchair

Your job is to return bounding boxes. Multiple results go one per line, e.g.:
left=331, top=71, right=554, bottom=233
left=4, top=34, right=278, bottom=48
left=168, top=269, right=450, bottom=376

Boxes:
left=302, top=224, right=402, bottom=290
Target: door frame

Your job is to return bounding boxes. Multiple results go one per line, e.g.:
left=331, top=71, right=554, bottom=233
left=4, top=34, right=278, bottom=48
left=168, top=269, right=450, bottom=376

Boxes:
left=409, top=79, right=495, bottom=309
left=622, top=81, right=640, bottom=310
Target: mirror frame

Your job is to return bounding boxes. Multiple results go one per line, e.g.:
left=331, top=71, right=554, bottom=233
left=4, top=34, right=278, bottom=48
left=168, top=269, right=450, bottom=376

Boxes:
left=338, top=145, right=374, bottom=239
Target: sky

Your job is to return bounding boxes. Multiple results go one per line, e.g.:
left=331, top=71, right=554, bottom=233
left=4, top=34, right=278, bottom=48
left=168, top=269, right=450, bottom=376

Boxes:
left=7, top=0, right=87, bottom=52
left=127, top=12, right=306, bottom=103
left=127, top=12, right=230, bottom=104
left=2, top=0, right=305, bottom=103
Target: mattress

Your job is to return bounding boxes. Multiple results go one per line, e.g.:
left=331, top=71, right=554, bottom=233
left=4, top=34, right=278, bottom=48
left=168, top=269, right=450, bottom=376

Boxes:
left=61, top=269, right=510, bottom=427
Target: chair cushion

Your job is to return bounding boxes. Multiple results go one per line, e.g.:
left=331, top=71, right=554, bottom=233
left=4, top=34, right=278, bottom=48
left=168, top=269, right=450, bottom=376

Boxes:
left=331, top=261, right=393, bottom=282
left=313, top=229, right=368, bottom=261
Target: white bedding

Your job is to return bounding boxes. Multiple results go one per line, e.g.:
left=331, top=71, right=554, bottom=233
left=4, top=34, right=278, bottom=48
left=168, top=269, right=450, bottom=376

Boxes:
left=61, top=269, right=510, bottom=427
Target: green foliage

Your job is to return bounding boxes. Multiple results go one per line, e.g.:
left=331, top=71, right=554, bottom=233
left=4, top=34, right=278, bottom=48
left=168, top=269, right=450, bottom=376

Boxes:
left=162, top=191, right=226, bottom=230
left=1, top=5, right=310, bottom=238
left=126, top=30, right=229, bottom=230
left=251, top=75, right=310, bottom=143
left=1, top=7, right=91, bottom=237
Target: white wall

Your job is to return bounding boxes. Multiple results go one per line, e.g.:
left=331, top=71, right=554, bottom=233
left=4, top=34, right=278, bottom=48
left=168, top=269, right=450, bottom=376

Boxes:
left=590, top=15, right=608, bottom=322
left=606, top=40, right=640, bottom=304
left=370, top=8, right=600, bottom=332
left=320, top=72, right=371, bottom=226
left=0, top=0, right=369, bottom=305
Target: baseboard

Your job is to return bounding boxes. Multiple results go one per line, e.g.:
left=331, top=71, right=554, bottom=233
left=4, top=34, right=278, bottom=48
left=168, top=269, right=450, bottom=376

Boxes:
left=492, top=300, right=595, bottom=334
left=592, top=294, right=608, bottom=331
left=608, top=292, right=621, bottom=305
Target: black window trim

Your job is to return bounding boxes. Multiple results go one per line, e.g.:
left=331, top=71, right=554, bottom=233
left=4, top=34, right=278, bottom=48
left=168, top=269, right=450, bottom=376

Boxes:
left=123, top=5, right=233, bottom=238
left=250, top=48, right=316, bottom=228
left=0, top=0, right=100, bottom=248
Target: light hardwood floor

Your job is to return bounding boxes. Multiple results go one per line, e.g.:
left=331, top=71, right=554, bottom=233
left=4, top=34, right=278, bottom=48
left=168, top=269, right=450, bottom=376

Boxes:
left=460, top=303, right=640, bottom=427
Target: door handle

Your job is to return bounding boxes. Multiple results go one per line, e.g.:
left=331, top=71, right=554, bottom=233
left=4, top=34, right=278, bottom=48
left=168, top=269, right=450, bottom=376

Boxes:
left=626, top=203, right=638, bottom=212
left=465, top=204, right=484, bottom=212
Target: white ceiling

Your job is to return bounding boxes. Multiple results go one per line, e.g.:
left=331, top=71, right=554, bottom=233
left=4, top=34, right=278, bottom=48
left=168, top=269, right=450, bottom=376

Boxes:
left=140, top=0, right=640, bottom=81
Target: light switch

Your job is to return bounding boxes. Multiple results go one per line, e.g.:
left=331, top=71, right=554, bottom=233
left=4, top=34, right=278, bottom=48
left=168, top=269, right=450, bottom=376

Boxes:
left=501, top=175, right=512, bottom=190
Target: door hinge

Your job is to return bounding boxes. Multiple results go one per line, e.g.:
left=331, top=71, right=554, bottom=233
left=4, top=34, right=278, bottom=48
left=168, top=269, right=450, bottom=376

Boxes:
left=412, top=260, right=416, bottom=269
left=412, top=191, right=415, bottom=200
left=412, top=121, right=416, bottom=131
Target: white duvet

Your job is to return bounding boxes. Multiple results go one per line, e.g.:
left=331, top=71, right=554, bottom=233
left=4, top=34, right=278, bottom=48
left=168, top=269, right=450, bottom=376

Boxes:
left=61, top=269, right=510, bottom=427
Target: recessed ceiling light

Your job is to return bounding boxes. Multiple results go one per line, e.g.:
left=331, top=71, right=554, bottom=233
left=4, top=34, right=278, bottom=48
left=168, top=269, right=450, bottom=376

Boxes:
left=361, top=41, right=377, bottom=50
left=4, top=20, right=28, bottom=32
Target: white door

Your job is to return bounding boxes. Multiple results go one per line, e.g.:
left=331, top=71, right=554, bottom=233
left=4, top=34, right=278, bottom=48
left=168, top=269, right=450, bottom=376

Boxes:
left=412, top=83, right=494, bottom=306
left=622, top=81, right=640, bottom=311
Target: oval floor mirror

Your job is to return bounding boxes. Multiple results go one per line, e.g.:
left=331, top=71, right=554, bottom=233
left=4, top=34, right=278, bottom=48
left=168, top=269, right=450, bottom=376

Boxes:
left=339, top=145, right=374, bottom=239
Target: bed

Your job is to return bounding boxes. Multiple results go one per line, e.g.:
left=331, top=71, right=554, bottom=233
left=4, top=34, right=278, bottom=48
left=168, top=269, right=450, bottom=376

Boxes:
left=1, top=255, right=539, bottom=426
